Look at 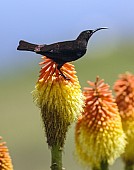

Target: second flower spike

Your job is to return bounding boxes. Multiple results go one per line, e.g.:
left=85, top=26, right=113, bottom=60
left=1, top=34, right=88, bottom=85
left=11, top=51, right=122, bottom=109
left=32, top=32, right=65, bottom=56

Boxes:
left=75, top=77, right=126, bottom=170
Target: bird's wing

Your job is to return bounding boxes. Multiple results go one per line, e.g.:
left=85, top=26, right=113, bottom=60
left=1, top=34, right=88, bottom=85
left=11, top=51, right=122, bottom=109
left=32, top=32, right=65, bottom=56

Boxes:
left=40, top=40, right=78, bottom=54
left=37, top=40, right=86, bottom=62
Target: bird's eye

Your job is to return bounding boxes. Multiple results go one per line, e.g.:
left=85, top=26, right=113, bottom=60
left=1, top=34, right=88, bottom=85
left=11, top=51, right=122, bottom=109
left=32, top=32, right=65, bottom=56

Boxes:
left=87, top=30, right=92, bottom=34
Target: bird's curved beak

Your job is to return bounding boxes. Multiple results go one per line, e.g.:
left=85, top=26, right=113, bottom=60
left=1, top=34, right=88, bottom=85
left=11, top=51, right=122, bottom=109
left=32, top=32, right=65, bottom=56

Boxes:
left=93, top=27, right=108, bottom=33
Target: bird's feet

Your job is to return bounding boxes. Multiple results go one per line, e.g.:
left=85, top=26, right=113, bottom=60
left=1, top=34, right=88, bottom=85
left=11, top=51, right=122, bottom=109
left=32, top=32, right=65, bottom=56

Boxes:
left=56, top=64, right=70, bottom=80
left=51, top=66, right=70, bottom=80
left=60, top=73, right=70, bottom=80
left=58, top=69, right=70, bottom=80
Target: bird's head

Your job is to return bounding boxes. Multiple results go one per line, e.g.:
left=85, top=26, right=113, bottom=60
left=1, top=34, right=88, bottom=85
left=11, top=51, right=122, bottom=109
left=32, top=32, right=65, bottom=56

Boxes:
left=77, top=27, right=108, bottom=42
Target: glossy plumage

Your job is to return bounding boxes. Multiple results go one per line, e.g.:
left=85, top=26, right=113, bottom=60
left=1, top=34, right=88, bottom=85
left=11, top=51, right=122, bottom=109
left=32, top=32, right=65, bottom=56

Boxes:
left=17, top=28, right=107, bottom=79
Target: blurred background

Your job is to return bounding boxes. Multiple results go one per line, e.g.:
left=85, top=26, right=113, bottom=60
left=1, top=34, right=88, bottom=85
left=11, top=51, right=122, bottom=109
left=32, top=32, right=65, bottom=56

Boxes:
left=0, top=0, right=134, bottom=169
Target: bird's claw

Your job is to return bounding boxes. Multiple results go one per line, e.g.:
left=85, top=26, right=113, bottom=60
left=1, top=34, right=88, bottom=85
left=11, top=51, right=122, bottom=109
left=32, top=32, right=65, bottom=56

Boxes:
left=59, top=73, right=70, bottom=80
left=58, top=70, right=70, bottom=80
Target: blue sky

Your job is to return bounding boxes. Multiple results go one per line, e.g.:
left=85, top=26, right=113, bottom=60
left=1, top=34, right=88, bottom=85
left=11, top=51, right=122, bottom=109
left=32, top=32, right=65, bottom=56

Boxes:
left=0, top=0, right=134, bottom=74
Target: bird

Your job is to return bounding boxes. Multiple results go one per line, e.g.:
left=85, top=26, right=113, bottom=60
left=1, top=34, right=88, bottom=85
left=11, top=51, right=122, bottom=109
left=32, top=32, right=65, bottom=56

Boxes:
left=17, top=27, right=107, bottom=79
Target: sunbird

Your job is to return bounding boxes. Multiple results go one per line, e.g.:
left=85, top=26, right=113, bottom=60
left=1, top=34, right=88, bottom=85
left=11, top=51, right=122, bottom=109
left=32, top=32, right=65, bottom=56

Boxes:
left=17, top=27, right=107, bottom=79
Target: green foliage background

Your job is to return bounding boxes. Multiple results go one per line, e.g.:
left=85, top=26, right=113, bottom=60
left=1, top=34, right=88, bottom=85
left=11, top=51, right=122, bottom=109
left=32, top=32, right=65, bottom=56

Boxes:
left=0, top=40, right=134, bottom=170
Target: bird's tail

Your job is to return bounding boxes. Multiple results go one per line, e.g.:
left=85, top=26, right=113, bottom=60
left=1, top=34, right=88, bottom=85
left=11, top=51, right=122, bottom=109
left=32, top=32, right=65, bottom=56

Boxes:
left=17, top=40, right=37, bottom=52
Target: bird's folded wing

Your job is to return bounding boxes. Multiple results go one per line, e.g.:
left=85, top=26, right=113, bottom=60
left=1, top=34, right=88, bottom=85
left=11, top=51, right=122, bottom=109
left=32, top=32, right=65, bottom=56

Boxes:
left=40, top=40, right=77, bottom=54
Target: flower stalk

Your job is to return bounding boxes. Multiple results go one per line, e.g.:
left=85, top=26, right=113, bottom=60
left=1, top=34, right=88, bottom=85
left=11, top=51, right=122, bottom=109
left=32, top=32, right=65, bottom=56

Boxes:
left=51, top=145, right=63, bottom=170
left=125, top=161, right=133, bottom=170
left=92, top=161, right=108, bottom=170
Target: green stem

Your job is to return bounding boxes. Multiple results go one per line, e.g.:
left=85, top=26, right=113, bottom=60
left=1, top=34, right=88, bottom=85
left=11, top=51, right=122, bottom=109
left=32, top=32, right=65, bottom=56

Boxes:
left=51, top=145, right=64, bottom=170
left=100, top=160, right=109, bottom=170
left=92, top=160, right=109, bottom=170
left=125, top=161, right=133, bottom=170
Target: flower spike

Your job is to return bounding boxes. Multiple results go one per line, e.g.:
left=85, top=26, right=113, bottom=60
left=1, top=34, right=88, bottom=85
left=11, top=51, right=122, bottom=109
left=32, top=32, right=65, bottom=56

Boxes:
left=32, top=57, right=84, bottom=147
left=0, top=137, right=13, bottom=170
left=114, top=72, right=134, bottom=165
left=75, top=77, right=126, bottom=169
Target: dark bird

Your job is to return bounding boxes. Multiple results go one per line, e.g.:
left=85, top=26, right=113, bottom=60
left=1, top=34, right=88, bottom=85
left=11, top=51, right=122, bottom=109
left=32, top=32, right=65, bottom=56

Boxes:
left=17, top=27, right=107, bottom=79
